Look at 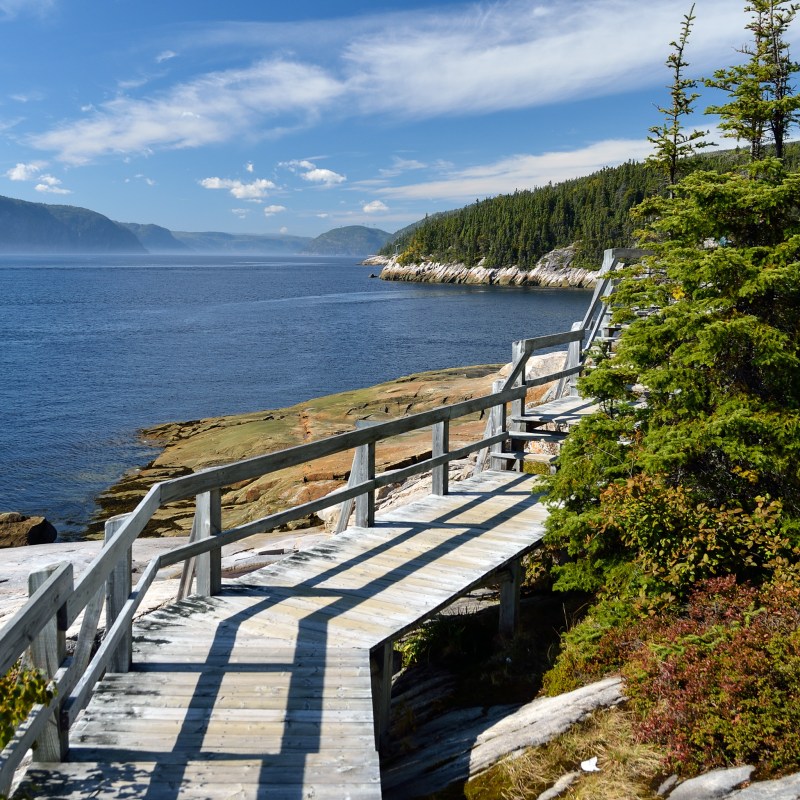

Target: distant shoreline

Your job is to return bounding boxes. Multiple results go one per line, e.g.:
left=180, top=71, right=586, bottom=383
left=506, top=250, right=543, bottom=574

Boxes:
left=364, top=246, right=599, bottom=288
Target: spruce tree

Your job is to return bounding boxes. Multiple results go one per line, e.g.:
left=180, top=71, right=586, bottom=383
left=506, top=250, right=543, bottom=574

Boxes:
left=647, top=4, right=711, bottom=191
left=706, top=1, right=800, bottom=159
left=544, top=4, right=800, bottom=597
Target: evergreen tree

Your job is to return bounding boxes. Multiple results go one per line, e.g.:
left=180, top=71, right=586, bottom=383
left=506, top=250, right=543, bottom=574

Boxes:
left=706, top=1, right=800, bottom=159
left=545, top=7, right=800, bottom=597
left=647, top=4, right=711, bottom=191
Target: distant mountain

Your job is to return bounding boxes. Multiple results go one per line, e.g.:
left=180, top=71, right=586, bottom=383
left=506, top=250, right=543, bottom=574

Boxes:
left=0, top=193, right=393, bottom=256
left=0, top=195, right=145, bottom=253
left=303, top=226, right=392, bottom=256
left=119, top=222, right=189, bottom=252
left=171, top=231, right=311, bottom=254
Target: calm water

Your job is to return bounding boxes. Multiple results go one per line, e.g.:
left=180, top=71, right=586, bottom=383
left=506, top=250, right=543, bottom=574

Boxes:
left=0, top=254, right=589, bottom=539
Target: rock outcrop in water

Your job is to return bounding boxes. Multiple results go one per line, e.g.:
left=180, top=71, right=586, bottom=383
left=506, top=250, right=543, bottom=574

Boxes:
left=374, top=245, right=598, bottom=288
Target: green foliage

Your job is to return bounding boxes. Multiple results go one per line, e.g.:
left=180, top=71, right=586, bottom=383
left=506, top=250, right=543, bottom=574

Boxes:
left=706, top=1, right=800, bottom=160
left=0, top=661, right=54, bottom=749
left=597, top=474, right=797, bottom=591
left=648, top=4, right=713, bottom=189
left=381, top=162, right=663, bottom=269
left=623, top=576, right=800, bottom=776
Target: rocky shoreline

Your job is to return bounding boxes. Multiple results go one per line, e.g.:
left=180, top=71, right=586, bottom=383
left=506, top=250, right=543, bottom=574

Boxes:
left=366, top=244, right=599, bottom=288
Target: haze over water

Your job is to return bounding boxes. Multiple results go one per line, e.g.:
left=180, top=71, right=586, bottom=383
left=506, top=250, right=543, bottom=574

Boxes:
left=0, top=254, right=590, bottom=539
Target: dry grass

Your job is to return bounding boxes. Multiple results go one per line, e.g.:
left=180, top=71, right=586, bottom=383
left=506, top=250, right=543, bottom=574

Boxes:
left=467, top=706, right=665, bottom=800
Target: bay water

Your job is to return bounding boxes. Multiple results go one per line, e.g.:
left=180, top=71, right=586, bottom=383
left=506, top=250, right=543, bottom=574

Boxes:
left=0, top=254, right=589, bottom=539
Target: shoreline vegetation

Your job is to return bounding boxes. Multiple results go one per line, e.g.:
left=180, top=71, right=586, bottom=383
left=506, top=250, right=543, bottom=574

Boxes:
left=366, top=244, right=599, bottom=288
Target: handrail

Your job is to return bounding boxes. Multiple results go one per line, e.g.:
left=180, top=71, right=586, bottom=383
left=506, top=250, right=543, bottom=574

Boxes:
left=0, top=247, right=646, bottom=789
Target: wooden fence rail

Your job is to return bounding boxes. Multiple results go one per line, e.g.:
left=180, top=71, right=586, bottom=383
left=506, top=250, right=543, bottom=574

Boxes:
left=0, top=247, right=644, bottom=796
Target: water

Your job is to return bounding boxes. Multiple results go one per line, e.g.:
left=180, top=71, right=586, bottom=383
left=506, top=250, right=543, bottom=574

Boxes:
left=0, top=254, right=590, bottom=538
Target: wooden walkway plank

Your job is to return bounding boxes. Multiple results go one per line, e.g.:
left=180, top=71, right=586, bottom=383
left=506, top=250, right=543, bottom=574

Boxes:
left=13, top=469, right=547, bottom=800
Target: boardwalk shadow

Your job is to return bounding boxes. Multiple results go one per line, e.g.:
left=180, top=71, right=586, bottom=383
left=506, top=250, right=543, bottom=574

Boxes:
left=57, top=472, right=542, bottom=799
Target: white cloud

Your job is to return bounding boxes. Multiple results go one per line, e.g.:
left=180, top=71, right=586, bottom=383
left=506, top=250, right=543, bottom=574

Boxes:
left=303, top=167, right=345, bottom=185
left=343, top=0, right=749, bottom=118
left=23, top=0, right=753, bottom=168
left=200, top=176, right=275, bottom=200
left=379, top=138, right=654, bottom=202
left=134, top=173, right=156, bottom=186
left=245, top=161, right=254, bottom=173
left=263, top=204, right=286, bottom=216
left=156, top=50, right=177, bottom=63
left=316, top=213, right=329, bottom=218
left=30, top=59, right=345, bottom=164
left=34, top=174, right=71, bottom=194
left=279, top=226, right=288, bottom=234
left=363, top=199, right=388, bottom=213
left=6, top=161, right=45, bottom=180
left=281, top=158, right=346, bottom=185
left=231, top=208, right=250, bottom=218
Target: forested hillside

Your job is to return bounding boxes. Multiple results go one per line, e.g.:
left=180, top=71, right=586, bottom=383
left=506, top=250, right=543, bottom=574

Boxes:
left=383, top=143, right=800, bottom=270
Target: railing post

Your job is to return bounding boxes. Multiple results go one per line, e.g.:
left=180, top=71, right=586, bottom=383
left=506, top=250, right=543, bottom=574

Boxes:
left=371, top=641, right=393, bottom=749
left=105, top=513, right=132, bottom=672
left=489, top=379, right=507, bottom=471
left=509, top=340, right=526, bottom=471
left=196, top=489, right=222, bottom=596
left=566, top=321, right=582, bottom=396
left=498, top=559, right=522, bottom=637
left=28, top=564, right=72, bottom=762
left=354, top=442, right=375, bottom=527
left=432, top=420, right=449, bottom=496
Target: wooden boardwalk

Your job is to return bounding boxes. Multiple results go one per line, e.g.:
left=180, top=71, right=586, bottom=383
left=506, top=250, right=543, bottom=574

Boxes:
left=16, top=470, right=547, bottom=799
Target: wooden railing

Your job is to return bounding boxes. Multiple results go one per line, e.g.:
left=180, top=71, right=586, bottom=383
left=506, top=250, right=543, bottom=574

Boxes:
left=0, top=247, right=643, bottom=795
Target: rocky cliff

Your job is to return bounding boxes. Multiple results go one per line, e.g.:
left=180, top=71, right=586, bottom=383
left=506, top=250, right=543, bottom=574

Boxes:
left=376, top=244, right=598, bottom=288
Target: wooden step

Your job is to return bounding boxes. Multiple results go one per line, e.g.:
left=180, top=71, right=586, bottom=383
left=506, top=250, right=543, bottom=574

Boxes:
left=507, top=430, right=568, bottom=442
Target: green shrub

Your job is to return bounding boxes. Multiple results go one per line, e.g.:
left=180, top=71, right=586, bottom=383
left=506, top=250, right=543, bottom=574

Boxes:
left=596, top=474, right=797, bottom=594
left=0, top=661, right=54, bottom=749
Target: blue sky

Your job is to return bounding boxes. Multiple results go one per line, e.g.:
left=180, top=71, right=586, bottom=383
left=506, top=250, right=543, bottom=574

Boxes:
left=0, top=0, right=787, bottom=237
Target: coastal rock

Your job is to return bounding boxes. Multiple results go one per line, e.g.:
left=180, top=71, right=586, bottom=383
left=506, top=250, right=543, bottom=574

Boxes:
left=382, top=676, right=624, bottom=798
left=667, top=766, right=755, bottom=799
left=0, top=513, right=57, bottom=548
left=379, top=245, right=598, bottom=288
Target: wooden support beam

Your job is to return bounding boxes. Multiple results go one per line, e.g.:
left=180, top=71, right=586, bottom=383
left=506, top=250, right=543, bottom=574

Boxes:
left=196, top=489, right=222, bottom=597
left=498, top=560, right=522, bottom=638
left=354, top=443, right=375, bottom=527
left=104, top=514, right=132, bottom=672
left=370, top=642, right=393, bottom=749
left=28, top=565, right=71, bottom=762
left=432, top=420, right=449, bottom=496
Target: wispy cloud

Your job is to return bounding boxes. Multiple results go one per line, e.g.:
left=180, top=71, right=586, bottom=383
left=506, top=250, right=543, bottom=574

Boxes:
left=23, top=0, right=751, bottom=166
left=0, top=0, right=55, bottom=20
left=156, top=50, right=177, bottom=63
left=343, top=0, right=749, bottom=118
left=30, top=59, right=345, bottom=164
left=378, top=138, right=653, bottom=202
left=263, top=204, right=286, bottom=216
left=200, top=176, right=275, bottom=200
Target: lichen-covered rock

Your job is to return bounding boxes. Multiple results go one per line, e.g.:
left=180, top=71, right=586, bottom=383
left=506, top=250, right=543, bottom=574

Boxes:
left=0, top=513, right=57, bottom=548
